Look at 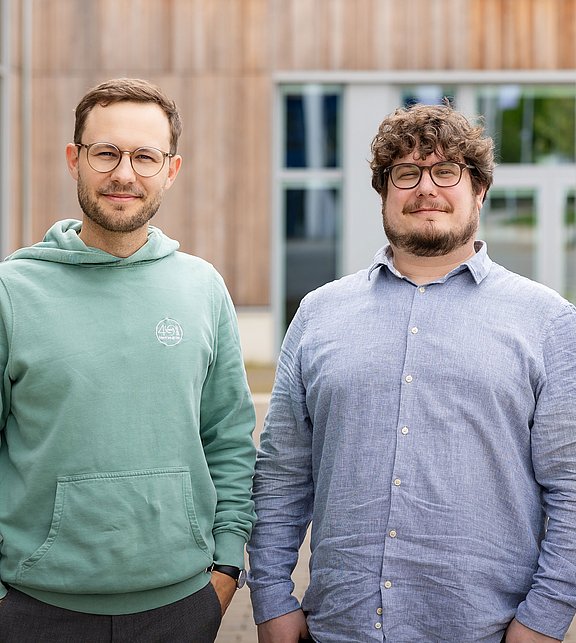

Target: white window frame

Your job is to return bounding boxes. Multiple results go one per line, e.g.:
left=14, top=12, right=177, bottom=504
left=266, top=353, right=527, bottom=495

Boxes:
left=273, top=83, right=344, bottom=347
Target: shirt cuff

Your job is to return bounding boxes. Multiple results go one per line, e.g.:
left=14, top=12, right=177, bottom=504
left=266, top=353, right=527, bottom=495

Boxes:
left=249, top=582, right=302, bottom=624
left=213, top=531, right=247, bottom=570
left=515, top=591, right=576, bottom=640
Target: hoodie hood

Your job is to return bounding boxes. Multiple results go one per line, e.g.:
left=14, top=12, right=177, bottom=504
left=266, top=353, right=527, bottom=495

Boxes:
left=5, top=219, right=179, bottom=266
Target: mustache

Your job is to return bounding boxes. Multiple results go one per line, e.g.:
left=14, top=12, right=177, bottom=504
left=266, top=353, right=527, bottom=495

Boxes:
left=403, top=200, right=452, bottom=214
left=98, top=184, right=145, bottom=198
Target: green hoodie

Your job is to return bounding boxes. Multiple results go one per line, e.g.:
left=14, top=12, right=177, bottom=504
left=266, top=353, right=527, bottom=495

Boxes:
left=0, top=220, right=256, bottom=614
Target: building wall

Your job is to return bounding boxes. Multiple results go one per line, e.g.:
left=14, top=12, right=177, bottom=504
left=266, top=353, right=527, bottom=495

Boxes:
left=4, top=0, right=576, bottom=312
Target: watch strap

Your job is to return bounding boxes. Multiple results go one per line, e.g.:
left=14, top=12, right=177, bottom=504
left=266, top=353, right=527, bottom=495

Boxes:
left=209, top=564, right=246, bottom=588
left=210, top=564, right=241, bottom=581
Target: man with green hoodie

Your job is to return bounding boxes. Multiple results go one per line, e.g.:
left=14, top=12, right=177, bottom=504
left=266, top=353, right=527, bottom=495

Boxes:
left=0, top=78, right=256, bottom=642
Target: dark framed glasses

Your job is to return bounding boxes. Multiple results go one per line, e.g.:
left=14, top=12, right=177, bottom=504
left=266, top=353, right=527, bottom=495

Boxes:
left=384, top=161, right=474, bottom=189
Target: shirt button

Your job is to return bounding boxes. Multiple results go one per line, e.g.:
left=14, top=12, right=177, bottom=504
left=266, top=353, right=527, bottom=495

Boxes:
left=405, top=375, right=413, bottom=383
left=389, top=530, right=397, bottom=538
left=393, top=478, right=401, bottom=486
left=418, top=286, right=426, bottom=293
left=401, top=426, right=409, bottom=435
left=384, top=580, right=393, bottom=589
left=410, top=326, right=419, bottom=334
left=375, top=622, right=382, bottom=629
left=376, top=608, right=383, bottom=615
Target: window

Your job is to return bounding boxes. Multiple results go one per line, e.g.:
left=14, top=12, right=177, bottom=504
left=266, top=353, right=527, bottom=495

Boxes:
left=280, top=85, right=343, bottom=329
left=284, top=90, right=340, bottom=168
left=478, top=85, right=576, bottom=164
left=480, top=189, right=537, bottom=280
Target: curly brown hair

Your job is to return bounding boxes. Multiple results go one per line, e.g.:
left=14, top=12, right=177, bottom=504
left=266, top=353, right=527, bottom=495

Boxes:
left=73, top=78, right=182, bottom=154
left=370, top=103, right=494, bottom=201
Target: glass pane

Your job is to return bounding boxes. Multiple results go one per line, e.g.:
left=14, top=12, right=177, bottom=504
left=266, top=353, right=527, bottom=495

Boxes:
left=566, top=191, right=576, bottom=304
left=284, top=86, right=341, bottom=168
left=284, top=186, right=339, bottom=328
left=477, top=86, right=576, bottom=164
left=401, top=85, right=456, bottom=108
left=479, top=189, right=537, bottom=280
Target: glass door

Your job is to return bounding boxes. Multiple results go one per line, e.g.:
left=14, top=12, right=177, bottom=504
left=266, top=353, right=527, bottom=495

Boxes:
left=481, top=166, right=575, bottom=301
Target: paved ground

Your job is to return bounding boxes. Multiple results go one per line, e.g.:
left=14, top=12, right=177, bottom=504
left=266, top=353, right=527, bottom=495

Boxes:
left=217, top=391, right=576, bottom=642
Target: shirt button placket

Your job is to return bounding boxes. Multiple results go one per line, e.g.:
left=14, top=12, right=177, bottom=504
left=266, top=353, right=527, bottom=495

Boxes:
left=382, top=285, right=424, bottom=621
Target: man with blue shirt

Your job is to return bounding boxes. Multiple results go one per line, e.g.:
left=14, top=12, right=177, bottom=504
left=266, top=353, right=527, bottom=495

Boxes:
left=248, top=103, right=576, bottom=642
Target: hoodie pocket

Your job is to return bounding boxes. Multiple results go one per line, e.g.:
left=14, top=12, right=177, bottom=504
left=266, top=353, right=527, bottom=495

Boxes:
left=17, top=468, right=214, bottom=594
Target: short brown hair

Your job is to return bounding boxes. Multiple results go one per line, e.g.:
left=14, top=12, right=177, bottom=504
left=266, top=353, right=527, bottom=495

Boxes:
left=370, top=102, right=494, bottom=201
left=73, top=78, right=182, bottom=154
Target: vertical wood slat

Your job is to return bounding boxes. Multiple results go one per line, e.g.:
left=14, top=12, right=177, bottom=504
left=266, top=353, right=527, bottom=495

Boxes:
left=534, top=0, right=559, bottom=69
left=448, top=0, right=472, bottom=70
left=234, top=76, right=271, bottom=305
left=558, top=0, right=576, bottom=70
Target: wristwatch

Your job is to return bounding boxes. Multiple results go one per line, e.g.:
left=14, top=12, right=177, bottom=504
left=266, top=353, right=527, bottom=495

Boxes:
left=210, top=564, right=247, bottom=589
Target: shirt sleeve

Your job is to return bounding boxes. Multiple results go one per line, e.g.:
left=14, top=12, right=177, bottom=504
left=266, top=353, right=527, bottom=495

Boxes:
left=200, top=273, right=257, bottom=570
left=247, top=303, right=314, bottom=624
left=515, top=303, right=576, bottom=638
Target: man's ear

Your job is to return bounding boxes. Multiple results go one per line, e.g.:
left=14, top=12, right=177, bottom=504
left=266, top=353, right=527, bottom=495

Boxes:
left=65, top=143, right=80, bottom=181
left=476, top=187, right=487, bottom=207
left=164, top=155, right=182, bottom=190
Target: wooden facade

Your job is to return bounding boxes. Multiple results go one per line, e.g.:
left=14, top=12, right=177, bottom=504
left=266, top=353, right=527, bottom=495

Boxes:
left=4, top=0, right=576, bottom=306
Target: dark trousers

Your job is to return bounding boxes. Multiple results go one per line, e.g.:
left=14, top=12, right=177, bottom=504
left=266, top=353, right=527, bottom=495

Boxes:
left=0, top=584, right=222, bottom=643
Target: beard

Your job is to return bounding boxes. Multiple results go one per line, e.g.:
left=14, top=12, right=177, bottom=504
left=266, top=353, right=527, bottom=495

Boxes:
left=77, top=174, right=163, bottom=234
left=382, top=199, right=479, bottom=257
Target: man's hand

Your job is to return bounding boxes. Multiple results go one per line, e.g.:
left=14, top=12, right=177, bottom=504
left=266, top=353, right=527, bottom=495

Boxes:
left=257, top=609, right=310, bottom=643
left=209, top=570, right=237, bottom=616
left=503, top=618, right=561, bottom=642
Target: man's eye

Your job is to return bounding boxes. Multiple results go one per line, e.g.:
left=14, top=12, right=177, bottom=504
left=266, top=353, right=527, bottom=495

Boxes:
left=434, top=164, right=458, bottom=177
left=134, top=149, right=162, bottom=163
left=397, top=169, right=418, bottom=179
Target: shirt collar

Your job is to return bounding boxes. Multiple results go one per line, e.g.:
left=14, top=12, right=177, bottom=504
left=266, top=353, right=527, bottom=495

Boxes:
left=367, top=241, right=492, bottom=285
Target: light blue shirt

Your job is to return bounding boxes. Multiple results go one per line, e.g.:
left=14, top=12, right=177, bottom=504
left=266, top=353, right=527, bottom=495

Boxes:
left=248, top=243, right=576, bottom=642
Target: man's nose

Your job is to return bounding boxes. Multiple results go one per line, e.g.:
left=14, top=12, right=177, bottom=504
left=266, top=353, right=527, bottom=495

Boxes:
left=416, top=167, right=438, bottom=194
left=110, top=152, right=137, bottom=182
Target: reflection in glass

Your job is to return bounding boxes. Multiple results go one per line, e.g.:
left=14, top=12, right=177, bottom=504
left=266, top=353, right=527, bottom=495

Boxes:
left=480, top=189, right=536, bottom=279
left=478, top=86, right=576, bottom=164
left=284, top=86, right=340, bottom=168
left=566, top=192, right=576, bottom=303
left=284, top=186, right=339, bottom=328
left=402, top=85, right=456, bottom=108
